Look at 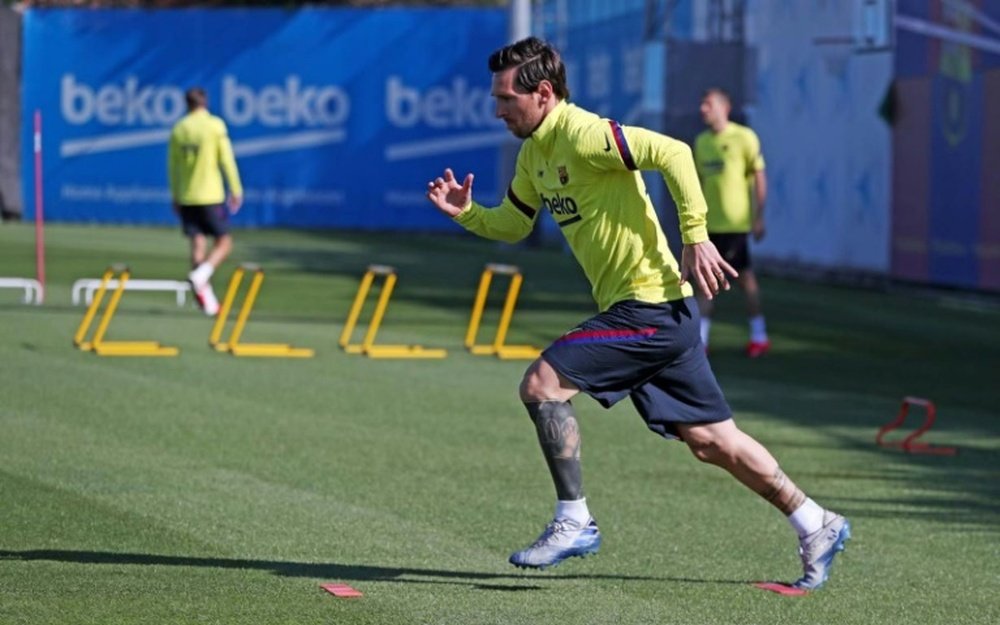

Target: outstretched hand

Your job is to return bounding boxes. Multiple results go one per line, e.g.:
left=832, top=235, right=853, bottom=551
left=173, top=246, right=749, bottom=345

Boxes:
left=426, top=168, right=474, bottom=218
left=680, top=241, right=739, bottom=300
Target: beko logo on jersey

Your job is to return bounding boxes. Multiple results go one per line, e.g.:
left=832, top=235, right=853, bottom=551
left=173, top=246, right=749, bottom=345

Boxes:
left=540, top=193, right=579, bottom=215
left=386, top=76, right=494, bottom=128
left=61, top=74, right=350, bottom=128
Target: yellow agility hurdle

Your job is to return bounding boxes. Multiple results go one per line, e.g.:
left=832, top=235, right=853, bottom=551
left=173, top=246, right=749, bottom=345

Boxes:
left=209, top=263, right=314, bottom=358
left=339, top=264, right=447, bottom=359
left=465, top=263, right=541, bottom=360
left=73, top=264, right=179, bottom=357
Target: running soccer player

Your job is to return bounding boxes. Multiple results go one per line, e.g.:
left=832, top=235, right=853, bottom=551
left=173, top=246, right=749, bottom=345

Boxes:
left=694, top=88, right=770, bottom=357
left=425, top=37, right=849, bottom=590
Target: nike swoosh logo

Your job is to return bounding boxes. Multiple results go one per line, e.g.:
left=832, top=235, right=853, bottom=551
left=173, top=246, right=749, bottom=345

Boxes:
left=603, top=136, right=612, bottom=152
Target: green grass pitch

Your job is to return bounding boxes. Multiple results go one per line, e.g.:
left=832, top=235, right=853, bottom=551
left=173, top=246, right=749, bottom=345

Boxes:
left=1, top=224, right=998, bottom=625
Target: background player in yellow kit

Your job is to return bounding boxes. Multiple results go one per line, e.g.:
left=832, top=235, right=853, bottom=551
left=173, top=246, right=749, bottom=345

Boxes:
left=168, top=87, right=243, bottom=316
left=694, top=88, right=770, bottom=357
left=425, top=37, right=849, bottom=589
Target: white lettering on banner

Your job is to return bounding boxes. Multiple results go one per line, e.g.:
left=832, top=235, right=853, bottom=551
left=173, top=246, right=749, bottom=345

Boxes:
left=61, top=75, right=185, bottom=125
left=244, top=188, right=345, bottom=207
left=222, top=76, right=350, bottom=127
left=59, top=75, right=351, bottom=157
left=60, top=184, right=345, bottom=208
left=386, top=76, right=496, bottom=128
left=105, top=184, right=174, bottom=204
left=60, top=184, right=171, bottom=203
left=61, top=74, right=350, bottom=129
left=61, top=184, right=104, bottom=201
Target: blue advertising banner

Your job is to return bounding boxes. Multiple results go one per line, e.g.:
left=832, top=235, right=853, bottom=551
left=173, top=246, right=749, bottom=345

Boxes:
left=21, top=8, right=507, bottom=229
left=550, top=14, right=646, bottom=126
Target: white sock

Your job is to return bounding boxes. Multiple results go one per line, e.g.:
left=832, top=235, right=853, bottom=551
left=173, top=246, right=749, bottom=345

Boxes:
left=700, top=317, right=712, bottom=347
left=749, top=315, right=768, bottom=343
left=787, top=498, right=825, bottom=538
left=199, top=284, right=220, bottom=316
left=554, top=498, right=591, bottom=525
left=189, top=262, right=215, bottom=287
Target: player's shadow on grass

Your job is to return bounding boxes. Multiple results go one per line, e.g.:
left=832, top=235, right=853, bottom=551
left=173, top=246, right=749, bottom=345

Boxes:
left=0, top=549, right=751, bottom=590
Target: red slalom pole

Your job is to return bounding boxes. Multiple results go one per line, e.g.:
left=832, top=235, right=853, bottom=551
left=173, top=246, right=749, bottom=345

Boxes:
left=34, top=109, right=46, bottom=303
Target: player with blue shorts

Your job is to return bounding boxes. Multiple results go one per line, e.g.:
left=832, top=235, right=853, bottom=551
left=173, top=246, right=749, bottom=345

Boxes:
left=426, top=37, right=849, bottom=590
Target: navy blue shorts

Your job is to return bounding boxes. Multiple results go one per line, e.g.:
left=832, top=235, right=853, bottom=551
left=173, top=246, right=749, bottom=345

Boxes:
left=542, top=298, right=732, bottom=439
left=180, top=204, right=229, bottom=238
left=709, top=232, right=751, bottom=271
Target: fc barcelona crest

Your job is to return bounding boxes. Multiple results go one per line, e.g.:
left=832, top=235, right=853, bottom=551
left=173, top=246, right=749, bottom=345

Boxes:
left=558, top=166, right=569, bottom=185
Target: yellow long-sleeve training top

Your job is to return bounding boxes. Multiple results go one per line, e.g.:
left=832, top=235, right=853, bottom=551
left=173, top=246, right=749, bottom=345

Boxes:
left=168, top=108, right=242, bottom=206
left=454, top=100, right=709, bottom=312
left=694, top=122, right=765, bottom=233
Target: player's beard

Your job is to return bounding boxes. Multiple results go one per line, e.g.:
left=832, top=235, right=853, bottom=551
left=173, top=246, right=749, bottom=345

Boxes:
left=505, top=120, right=531, bottom=139
left=506, top=115, right=542, bottom=140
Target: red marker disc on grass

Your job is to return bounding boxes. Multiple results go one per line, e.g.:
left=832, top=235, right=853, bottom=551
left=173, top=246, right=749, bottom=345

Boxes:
left=753, top=582, right=809, bottom=596
left=320, top=583, right=363, bottom=598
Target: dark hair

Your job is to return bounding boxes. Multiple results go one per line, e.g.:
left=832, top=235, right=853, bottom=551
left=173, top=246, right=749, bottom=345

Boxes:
left=703, top=88, right=731, bottom=107
left=488, top=36, right=569, bottom=100
left=185, top=87, right=208, bottom=111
